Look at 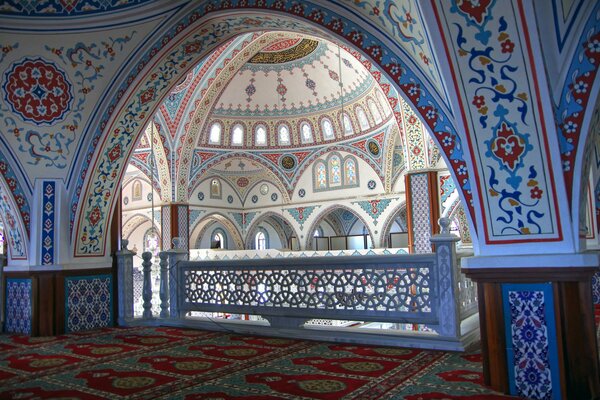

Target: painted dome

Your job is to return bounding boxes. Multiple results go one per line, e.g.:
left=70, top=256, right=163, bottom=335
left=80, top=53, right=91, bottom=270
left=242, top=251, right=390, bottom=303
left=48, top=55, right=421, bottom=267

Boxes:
left=196, top=34, right=394, bottom=150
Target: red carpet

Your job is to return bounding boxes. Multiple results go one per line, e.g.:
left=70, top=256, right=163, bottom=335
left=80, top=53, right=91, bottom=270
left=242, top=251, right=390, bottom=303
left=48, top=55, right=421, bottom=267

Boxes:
left=0, top=326, right=517, bottom=399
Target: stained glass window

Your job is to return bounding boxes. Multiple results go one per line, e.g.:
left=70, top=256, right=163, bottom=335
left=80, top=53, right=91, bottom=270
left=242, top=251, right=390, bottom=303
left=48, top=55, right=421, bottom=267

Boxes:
left=316, top=162, right=327, bottom=189
left=344, top=158, right=357, bottom=185
left=329, top=155, right=341, bottom=186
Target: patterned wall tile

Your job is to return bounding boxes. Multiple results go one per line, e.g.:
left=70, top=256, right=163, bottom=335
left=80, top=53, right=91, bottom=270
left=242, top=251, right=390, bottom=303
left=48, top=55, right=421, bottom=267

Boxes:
left=177, top=205, right=189, bottom=250
left=409, top=173, right=432, bottom=253
left=41, top=181, right=55, bottom=265
left=5, top=278, right=31, bottom=334
left=502, top=283, right=560, bottom=400
left=65, top=274, right=113, bottom=333
left=593, top=271, right=600, bottom=304
left=161, top=205, right=171, bottom=250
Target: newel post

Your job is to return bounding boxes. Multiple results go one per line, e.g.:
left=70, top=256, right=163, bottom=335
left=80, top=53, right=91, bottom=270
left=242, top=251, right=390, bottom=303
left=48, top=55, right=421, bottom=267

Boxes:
left=116, top=239, right=135, bottom=324
left=141, top=251, right=154, bottom=319
left=166, top=237, right=188, bottom=319
left=430, top=217, right=461, bottom=338
left=159, top=251, right=169, bottom=318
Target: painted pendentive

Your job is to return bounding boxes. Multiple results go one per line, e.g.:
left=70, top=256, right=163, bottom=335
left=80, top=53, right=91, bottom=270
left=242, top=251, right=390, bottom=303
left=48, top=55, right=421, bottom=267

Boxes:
left=65, top=274, right=113, bottom=333
left=4, top=278, right=31, bottom=334
left=502, top=283, right=560, bottom=400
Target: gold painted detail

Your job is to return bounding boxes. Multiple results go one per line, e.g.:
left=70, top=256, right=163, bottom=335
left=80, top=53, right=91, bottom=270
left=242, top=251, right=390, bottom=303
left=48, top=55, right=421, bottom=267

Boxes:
left=340, top=361, right=384, bottom=372
left=112, top=376, right=156, bottom=389
left=249, top=39, right=319, bottom=64
left=297, top=379, right=346, bottom=393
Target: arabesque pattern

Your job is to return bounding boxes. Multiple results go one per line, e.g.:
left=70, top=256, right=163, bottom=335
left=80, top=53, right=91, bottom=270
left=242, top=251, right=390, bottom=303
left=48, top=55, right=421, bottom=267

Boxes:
left=434, top=0, right=561, bottom=242
left=73, top=1, right=472, bottom=256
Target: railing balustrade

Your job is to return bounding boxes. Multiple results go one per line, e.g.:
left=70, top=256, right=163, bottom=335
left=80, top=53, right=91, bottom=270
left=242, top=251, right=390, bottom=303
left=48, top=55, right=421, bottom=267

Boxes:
left=115, top=219, right=478, bottom=350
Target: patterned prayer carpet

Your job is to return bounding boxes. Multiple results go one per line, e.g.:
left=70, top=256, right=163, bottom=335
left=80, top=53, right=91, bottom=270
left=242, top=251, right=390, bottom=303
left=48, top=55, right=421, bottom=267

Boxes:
left=0, top=326, right=519, bottom=399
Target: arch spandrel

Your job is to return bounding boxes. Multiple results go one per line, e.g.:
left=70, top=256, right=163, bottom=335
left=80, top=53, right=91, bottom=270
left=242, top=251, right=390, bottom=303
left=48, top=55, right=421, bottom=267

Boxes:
left=73, top=4, right=481, bottom=257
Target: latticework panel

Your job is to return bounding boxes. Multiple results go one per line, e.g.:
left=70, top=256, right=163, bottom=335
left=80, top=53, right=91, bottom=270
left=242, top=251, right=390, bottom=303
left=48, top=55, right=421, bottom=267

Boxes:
left=179, top=263, right=435, bottom=324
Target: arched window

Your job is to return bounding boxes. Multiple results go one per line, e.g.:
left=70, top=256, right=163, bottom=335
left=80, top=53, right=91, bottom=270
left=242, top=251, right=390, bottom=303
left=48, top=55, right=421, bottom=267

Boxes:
left=376, top=91, right=391, bottom=117
left=132, top=180, right=142, bottom=201
left=300, top=122, right=313, bottom=143
left=210, top=178, right=221, bottom=199
left=322, top=118, right=334, bottom=140
left=368, top=99, right=383, bottom=124
left=211, top=228, right=226, bottom=249
left=342, top=113, right=354, bottom=136
left=143, top=228, right=160, bottom=256
left=329, top=155, right=341, bottom=187
left=315, top=161, right=327, bottom=190
left=209, top=122, right=221, bottom=144
left=231, top=124, right=244, bottom=146
left=356, top=107, right=370, bottom=131
left=255, top=125, right=267, bottom=146
left=255, top=230, right=267, bottom=250
left=344, top=157, right=358, bottom=186
left=278, top=124, right=290, bottom=145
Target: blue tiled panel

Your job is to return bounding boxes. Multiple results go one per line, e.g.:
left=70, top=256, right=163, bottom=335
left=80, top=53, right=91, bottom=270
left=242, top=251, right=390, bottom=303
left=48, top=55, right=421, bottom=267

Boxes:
left=5, top=278, right=32, bottom=334
left=65, top=274, right=113, bottom=333
left=502, top=283, right=560, bottom=400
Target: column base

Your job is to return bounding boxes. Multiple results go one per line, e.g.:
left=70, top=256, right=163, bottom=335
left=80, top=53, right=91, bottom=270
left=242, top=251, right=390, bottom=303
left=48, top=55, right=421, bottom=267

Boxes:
left=464, top=267, right=600, bottom=400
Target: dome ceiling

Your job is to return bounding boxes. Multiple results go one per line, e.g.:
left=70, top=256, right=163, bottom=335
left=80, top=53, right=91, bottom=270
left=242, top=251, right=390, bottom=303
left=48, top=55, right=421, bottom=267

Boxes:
left=213, top=36, right=372, bottom=117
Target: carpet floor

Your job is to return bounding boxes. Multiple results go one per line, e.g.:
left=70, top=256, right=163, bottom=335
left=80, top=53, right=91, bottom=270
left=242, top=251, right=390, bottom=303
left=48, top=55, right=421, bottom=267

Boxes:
left=0, top=326, right=518, bottom=399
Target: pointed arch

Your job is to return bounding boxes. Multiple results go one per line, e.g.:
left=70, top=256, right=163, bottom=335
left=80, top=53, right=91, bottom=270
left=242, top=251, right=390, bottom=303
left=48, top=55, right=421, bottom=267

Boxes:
left=380, top=202, right=408, bottom=248
left=304, top=204, right=375, bottom=250
left=244, top=211, right=299, bottom=250
left=190, top=212, right=243, bottom=250
left=122, top=213, right=161, bottom=241
left=72, top=8, right=472, bottom=257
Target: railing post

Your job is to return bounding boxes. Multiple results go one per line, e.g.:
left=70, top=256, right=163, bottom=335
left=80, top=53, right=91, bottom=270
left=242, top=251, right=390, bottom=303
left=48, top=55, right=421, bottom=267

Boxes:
left=159, top=251, right=169, bottom=318
left=166, top=237, right=188, bottom=319
left=116, top=239, right=135, bottom=324
left=430, top=217, right=461, bottom=338
left=141, top=251, right=154, bottom=319
left=0, top=254, right=5, bottom=332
